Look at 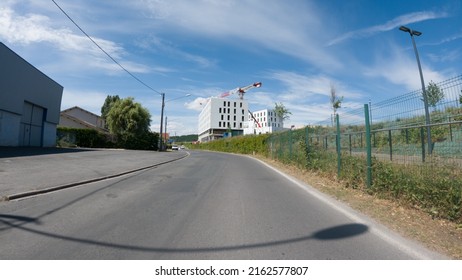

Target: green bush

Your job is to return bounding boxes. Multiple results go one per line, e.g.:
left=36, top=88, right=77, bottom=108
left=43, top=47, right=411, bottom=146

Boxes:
left=116, top=131, right=158, bottom=150
left=368, top=159, right=461, bottom=221
left=57, top=127, right=159, bottom=150
left=57, top=127, right=114, bottom=148
left=194, top=134, right=269, bottom=155
left=340, top=155, right=366, bottom=189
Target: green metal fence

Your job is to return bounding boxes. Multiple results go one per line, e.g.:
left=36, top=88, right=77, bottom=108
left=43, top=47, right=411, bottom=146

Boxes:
left=270, top=75, right=462, bottom=180
left=267, top=76, right=462, bottom=221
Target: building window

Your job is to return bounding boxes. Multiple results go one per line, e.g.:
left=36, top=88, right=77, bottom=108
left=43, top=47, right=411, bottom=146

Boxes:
left=228, top=108, right=230, bottom=113
left=234, top=116, right=236, bottom=121
left=219, top=108, right=222, bottom=113
left=234, top=102, right=236, bottom=107
left=242, top=109, right=245, bottom=114
left=221, top=115, right=224, bottom=120
left=228, top=101, right=230, bottom=107
left=234, top=109, right=236, bottom=114
left=240, top=102, right=242, bottom=108
left=224, top=101, right=226, bottom=106
left=242, top=116, right=244, bottom=121
left=219, top=121, right=221, bottom=127
left=227, top=115, right=230, bottom=120
left=233, top=122, right=236, bottom=128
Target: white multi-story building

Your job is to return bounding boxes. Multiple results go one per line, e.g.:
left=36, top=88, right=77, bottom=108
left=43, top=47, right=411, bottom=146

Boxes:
left=198, top=97, right=249, bottom=142
left=244, top=109, right=285, bottom=135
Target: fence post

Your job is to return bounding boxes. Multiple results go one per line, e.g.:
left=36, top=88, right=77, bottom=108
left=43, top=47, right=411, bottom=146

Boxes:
left=305, top=126, right=310, bottom=158
left=364, top=104, right=372, bottom=188
left=349, top=134, right=352, bottom=155
left=278, top=133, right=282, bottom=160
left=289, top=129, right=293, bottom=160
left=388, top=130, right=393, bottom=161
left=336, top=114, right=341, bottom=177
left=270, top=135, right=274, bottom=159
left=420, top=127, right=426, bottom=163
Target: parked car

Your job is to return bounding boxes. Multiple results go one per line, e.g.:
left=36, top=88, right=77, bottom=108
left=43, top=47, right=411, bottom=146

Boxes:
left=171, top=144, right=179, bottom=150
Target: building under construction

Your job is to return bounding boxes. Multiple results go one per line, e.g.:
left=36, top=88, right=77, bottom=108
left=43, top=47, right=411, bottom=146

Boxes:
left=198, top=97, right=249, bottom=142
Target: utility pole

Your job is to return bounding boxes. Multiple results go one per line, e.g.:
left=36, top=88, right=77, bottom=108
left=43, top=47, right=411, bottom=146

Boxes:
left=159, top=93, right=165, bottom=151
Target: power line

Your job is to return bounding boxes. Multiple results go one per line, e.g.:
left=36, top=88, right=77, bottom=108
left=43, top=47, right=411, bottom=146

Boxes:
left=51, top=0, right=162, bottom=95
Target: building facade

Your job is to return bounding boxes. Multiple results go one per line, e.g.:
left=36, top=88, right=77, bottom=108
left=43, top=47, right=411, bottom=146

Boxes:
left=59, top=106, right=107, bottom=133
left=198, top=97, right=249, bottom=142
left=244, top=109, right=285, bottom=135
left=0, top=43, right=63, bottom=147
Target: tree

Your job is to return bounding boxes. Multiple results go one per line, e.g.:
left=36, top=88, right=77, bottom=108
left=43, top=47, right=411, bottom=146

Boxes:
left=106, top=97, right=155, bottom=149
left=330, top=83, right=343, bottom=117
left=424, top=81, right=444, bottom=109
left=101, top=95, right=120, bottom=121
left=274, top=102, right=291, bottom=121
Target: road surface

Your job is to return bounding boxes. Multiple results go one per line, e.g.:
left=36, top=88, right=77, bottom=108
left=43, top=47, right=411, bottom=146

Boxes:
left=0, top=150, right=443, bottom=259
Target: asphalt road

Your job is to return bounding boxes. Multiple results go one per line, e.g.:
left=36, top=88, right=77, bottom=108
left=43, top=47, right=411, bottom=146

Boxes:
left=0, top=150, right=444, bottom=259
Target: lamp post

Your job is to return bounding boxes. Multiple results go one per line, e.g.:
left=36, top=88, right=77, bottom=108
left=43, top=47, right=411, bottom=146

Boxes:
left=399, top=25, right=432, bottom=155
left=158, top=93, right=191, bottom=151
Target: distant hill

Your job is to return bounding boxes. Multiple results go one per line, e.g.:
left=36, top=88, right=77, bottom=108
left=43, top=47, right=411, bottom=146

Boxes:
left=171, top=134, right=198, bottom=142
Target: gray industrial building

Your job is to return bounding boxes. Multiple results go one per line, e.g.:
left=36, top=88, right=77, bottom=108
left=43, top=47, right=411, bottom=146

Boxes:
left=0, top=42, right=63, bottom=147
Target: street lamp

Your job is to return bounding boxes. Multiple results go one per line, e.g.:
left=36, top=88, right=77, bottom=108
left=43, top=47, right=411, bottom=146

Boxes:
left=158, top=93, right=191, bottom=151
left=399, top=25, right=432, bottom=155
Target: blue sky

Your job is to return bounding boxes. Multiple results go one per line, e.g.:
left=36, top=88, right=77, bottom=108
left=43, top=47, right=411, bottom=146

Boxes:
left=1, top=0, right=461, bottom=135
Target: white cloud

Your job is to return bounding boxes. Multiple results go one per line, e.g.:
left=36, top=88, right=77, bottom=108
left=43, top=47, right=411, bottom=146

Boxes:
left=254, top=70, right=366, bottom=126
left=60, top=90, right=108, bottom=115
left=136, top=35, right=217, bottom=68
left=161, top=116, right=198, bottom=136
left=267, top=71, right=363, bottom=101
left=0, top=4, right=148, bottom=74
left=364, top=44, right=445, bottom=91
left=185, top=97, right=209, bottom=111
left=428, top=50, right=461, bottom=63
left=268, top=71, right=332, bottom=99
left=136, top=0, right=341, bottom=70
left=328, top=11, right=449, bottom=46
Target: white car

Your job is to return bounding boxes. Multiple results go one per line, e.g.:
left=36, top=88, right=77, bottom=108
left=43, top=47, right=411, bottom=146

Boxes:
left=171, top=144, right=179, bottom=150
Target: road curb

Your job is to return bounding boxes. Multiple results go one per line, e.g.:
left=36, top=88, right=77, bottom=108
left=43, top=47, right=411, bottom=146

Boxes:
left=2, top=152, right=189, bottom=202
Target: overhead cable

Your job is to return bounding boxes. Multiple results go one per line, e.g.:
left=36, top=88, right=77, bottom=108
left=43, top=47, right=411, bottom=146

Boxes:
left=51, top=0, right=162, bottom=95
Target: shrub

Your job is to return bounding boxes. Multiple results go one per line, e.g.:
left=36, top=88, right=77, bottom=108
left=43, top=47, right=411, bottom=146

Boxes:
left=57, top=127, right=114, bottom=148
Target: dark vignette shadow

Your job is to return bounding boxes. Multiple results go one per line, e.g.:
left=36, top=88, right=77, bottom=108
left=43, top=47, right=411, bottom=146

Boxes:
left=0, top=215, right=368, bottom=254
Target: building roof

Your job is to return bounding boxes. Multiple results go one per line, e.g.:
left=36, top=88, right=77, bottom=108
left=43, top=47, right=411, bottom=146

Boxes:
left=59, top=106, right=108, bottom=133
left=61, top=106, right=102, bottom=118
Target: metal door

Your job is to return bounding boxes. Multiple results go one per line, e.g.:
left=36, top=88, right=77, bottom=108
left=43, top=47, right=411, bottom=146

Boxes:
left=19, top=102, right=44, bottom=146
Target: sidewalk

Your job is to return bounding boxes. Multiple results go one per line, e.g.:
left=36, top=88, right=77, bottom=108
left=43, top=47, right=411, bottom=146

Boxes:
left=0, top=147, right=187, bottom=201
